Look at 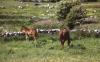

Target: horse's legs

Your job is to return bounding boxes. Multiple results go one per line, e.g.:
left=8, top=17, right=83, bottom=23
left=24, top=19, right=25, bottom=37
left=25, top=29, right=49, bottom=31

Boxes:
left=60, top=40, right=65, bottom=48
left=67, top=39, right=71, bottom=47
left=34, top=37, right=36, bottom=41
left=25, top=34, right=28, bottom=41
left=31, top=35, right=36, bottom=41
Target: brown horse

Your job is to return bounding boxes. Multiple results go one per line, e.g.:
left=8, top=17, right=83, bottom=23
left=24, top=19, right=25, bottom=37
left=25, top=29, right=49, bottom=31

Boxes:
left=21, top=26, right=38, bottom=41
left=59, top=27, right=71, bottom=48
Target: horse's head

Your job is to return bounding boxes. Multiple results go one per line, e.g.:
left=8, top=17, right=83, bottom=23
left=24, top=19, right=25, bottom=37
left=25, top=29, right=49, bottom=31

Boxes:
left=21, top=26, right=29, bottom=32
left=60, top=27, right=70, bottom=33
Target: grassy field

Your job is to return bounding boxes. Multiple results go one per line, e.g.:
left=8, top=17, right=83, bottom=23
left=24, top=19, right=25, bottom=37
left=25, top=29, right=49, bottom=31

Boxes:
left=0, top=1, right=100, bottom=29
left=0, top=35, right=100, bottom=62
left=0, top=1, right=57, bottom=19
left=0, top=1, right=100, bottom=62
left=0, top=1, right=58, bottom=31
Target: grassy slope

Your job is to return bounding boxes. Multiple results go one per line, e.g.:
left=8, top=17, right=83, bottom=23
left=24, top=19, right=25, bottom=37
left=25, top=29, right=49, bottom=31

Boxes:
left=0, top=1, right=58, bottom=31
left=0, top=1, right=56, bottom=19
left=0, top=1, right=100, bottom=30
left=81, top=2, right=100, bottom=29
left=0, top=1, right=60, bottom=32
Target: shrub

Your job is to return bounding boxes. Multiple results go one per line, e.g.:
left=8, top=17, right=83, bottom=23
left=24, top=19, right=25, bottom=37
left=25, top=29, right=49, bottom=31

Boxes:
left=56, top=0, right=81, bottom=21
left=66, top=6, right=86, bottom=29
left=56, top=0, right=88, bottom=29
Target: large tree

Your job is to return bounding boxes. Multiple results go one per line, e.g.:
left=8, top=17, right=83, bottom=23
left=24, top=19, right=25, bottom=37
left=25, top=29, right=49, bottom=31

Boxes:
left=66, top=6, right=86, bottom=29
left=56, top=0, right=86, bottom=29
left=56, top=0, right=81, bottom=21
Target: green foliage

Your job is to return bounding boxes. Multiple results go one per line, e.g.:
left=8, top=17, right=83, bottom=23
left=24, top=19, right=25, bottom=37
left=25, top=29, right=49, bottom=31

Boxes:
left=66, top=6, right=86, bottom=29
left=56, top=0, right=87, bottom=29
left=56, top=0, right=81, bottom=21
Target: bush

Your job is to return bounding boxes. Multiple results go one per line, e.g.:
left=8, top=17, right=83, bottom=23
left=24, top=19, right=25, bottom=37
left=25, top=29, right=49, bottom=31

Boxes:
left=66, top=6, right=86, bottom=29
left=56, top=0, right=81, bottom=21
left=56, top=0, right=87, bottom=29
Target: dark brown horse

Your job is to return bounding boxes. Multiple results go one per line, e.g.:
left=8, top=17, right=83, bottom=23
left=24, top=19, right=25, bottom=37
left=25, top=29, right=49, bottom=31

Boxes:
left=59, top=27, right=71, bottom=48
left=21, top=26, right=38, bottom=40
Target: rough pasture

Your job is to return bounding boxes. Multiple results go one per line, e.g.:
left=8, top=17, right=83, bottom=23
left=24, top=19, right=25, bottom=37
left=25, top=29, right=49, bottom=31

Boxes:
left=0, top=36, right=100, bottom=62
left=0, top=0, right=100, bottom=62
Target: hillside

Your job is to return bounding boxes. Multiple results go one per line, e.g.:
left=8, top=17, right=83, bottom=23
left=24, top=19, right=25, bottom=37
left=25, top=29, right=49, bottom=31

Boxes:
left=80, top=2, right=100, bottom=29
left=0, top=1, right=100, bottom=30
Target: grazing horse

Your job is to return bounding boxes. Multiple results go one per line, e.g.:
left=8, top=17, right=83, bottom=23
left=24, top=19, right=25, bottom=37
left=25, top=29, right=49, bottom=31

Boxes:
left=59, top=27, right=71, bottom=48
left=21, top=26, right=38, bottom=41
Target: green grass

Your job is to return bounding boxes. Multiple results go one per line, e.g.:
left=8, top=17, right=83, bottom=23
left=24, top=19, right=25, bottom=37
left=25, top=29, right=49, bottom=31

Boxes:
left=0, top=34, right=100, bottom=62
left=0, top=1, right=57, bottom=19
left=0, top=1, right=58, bottom=29
left=0, top=1, right=100, bottom=61
left=79, top=2, right=100, bottom=29
left=0, top=1, right=100, bottom=29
